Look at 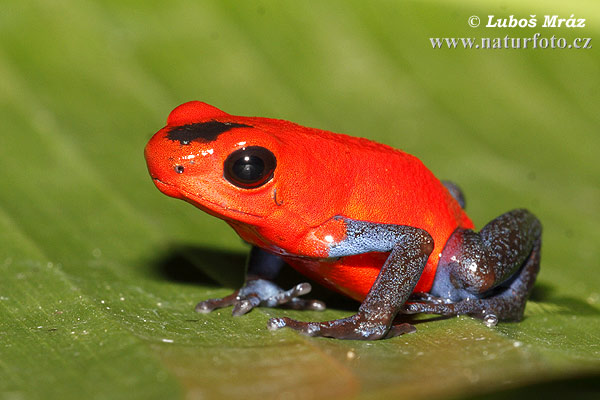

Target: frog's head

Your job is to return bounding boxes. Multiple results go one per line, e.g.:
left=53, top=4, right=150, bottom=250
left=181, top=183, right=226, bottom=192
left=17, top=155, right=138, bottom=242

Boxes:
left=145, top=101, right=282, bottom=225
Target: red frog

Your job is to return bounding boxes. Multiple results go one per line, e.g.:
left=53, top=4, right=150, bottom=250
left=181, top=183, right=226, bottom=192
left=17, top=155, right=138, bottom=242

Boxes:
left=145, top=101, right=542, bottom=340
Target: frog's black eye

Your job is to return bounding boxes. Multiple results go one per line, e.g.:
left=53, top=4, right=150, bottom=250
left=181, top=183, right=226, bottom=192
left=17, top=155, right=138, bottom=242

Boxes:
left=224, top=146, right=276, bottom=189
left=174, top=165, right=185, bottom=174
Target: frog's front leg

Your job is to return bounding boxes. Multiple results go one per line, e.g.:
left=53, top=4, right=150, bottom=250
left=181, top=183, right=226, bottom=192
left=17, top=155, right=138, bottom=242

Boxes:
left=404, top=209, right=542, bottom=321
left=268, top=220, right=434, bottom=340
left=195, top=246, right=325, bottom=316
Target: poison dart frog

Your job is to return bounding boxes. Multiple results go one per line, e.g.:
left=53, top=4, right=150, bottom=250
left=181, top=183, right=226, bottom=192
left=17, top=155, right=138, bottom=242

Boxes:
left=145, top=101, right=542, bottom=340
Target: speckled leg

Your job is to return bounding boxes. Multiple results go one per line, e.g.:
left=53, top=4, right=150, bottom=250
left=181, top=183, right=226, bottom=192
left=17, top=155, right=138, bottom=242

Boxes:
left=269, top=223, right=434, bottom=340
left=404, top=209, right=542, bottom=321
left=195, top=246, right=325, bottom=316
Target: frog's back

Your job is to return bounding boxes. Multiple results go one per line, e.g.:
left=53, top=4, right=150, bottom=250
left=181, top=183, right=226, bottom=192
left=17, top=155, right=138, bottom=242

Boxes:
left=254, top=116, right=472, bottom=232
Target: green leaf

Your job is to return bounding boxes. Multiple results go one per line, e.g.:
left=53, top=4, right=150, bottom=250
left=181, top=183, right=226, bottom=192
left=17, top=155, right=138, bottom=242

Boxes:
left=1, top=0, right=599, bottom=399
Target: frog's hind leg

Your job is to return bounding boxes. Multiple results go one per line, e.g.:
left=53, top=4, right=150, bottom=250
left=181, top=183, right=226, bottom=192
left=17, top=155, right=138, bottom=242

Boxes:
left=404, top=209, right=542, bottom=321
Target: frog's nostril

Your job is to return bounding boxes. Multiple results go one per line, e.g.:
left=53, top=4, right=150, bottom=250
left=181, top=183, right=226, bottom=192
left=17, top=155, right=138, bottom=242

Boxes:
left=175, top=165, right=185, bottom=174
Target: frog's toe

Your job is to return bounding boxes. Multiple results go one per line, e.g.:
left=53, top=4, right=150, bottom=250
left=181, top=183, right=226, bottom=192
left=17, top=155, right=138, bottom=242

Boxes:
left=385, top=323, right=417, bottom=338
left=267, top=317, right=290, bottom=331
left=401, top=301, right=456, bottom=315
left=195, top=302, right=214, bottom=314
left=284, top=298, right=326, bottom=311
left=401, top=303, right=421, bottom=314
left=402, top=293, right=456, bottom=315
left=232, top=295, right=262, bottom=316
left=195, top=291, right=239, bottom=314
left=267, top=317, right=323, bottom=336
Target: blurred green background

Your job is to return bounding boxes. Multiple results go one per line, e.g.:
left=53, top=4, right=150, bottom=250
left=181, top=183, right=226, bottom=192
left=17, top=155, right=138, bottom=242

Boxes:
left=1, top=0, right=599, bottom=399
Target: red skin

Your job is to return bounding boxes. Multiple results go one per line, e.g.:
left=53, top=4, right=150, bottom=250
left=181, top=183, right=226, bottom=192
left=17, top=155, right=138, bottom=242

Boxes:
left=145, top=101, right=474, bottom=302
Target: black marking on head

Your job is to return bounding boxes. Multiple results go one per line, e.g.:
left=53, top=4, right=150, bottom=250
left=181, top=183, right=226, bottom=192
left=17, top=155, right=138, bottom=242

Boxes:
left=167, top=121, right=252, bottom=145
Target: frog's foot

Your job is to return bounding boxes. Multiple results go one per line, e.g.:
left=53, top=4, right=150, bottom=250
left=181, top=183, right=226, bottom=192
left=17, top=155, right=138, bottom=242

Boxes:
left=402, top=256, right=537, bottom=322
left=267, top=314, right=416, bottom=340
left=402, top=294, right=526, bottom=322
left=195, top=279, right=325, bottom=317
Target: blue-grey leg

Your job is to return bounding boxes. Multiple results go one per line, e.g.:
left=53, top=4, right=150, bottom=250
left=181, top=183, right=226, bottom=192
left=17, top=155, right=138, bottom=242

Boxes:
left=195, top=246, right=325, bottom=316
left=268, top=220, right=434, bottom=340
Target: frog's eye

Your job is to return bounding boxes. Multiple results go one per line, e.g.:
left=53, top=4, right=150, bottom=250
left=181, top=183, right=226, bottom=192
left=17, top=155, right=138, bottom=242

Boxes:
left=224, top=146, right=276, bottom=189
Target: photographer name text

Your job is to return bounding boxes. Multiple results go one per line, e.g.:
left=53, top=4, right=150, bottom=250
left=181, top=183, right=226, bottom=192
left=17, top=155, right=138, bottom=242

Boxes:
left=486, top=15, right=586, bottom=28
